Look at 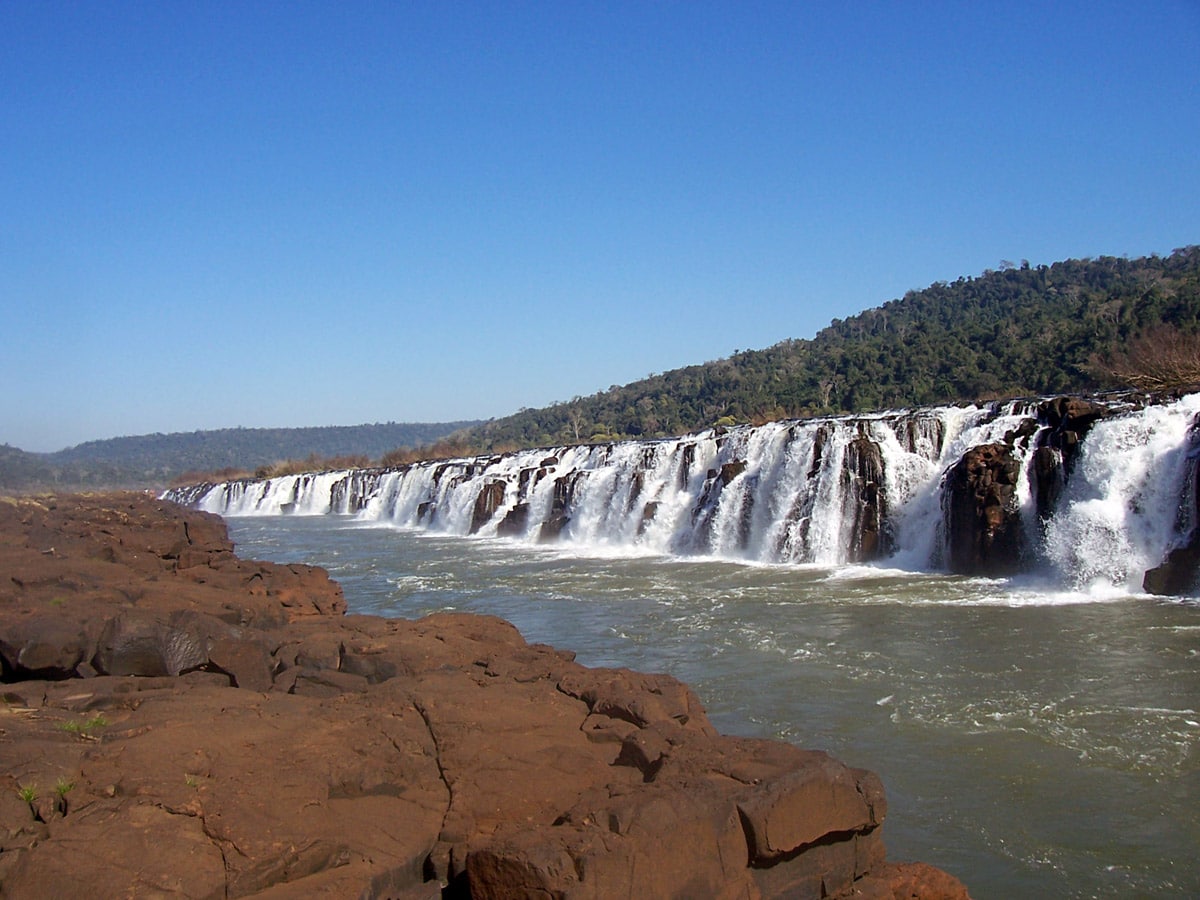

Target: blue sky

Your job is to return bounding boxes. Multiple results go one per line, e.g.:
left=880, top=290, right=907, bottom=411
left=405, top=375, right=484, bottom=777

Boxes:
left=2, top=2, right=1197, bottom=452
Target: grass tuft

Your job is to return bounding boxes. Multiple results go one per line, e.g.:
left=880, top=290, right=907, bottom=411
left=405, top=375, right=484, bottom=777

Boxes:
left=59, top=713, right=109, bottom=738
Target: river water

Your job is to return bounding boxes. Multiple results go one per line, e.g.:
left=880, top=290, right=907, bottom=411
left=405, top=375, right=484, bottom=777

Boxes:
left=225, top=514, right=1199, bottom=899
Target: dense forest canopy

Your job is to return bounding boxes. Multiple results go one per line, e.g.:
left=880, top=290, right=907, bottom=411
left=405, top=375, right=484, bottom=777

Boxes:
left=3, top=247, right=1197, bottom=489
left=450, top=247, right=1200, bottom=452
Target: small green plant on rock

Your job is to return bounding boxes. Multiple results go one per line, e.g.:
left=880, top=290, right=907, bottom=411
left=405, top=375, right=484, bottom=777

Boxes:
left=16, top=782, right=42, bottom=821
left=59, top=713, right=108, bottom=738
left=53, top=776, right=75, bottom=816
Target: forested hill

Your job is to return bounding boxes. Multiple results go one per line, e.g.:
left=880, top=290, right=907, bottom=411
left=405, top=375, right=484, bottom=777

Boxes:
left=452, top=247, right=1200, bottom=452
left=0, top=421, right=480, bottom=490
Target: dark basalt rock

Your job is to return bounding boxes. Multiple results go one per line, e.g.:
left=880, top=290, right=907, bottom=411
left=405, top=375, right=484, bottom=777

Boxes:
left=93, top=611, right=209, bottom=678
left=538, top=471, right=586, bottom=542
left=470, top=480, right=506, bottom=534
left=1144, top=542, right=1200, bottom=595
left=845, top=435, right=888, bottom=562
left=637, top=500, right=659, bottom=536
left=495, top=502, right=529, bottom=537
left=1144, top=415, right=1200, bottom=594
left=686, top=460, right=751, bottom=553
left=0, top=617, right=92, bottom=681
left=719, top=460, right=747, bottom=486
left=1032, top=397, right=1112, bottom=523
left=942, top=441, right=1025, bottom=575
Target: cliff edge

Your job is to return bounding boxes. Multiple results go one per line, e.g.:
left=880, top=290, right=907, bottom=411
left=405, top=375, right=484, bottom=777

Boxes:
left=0, top=492, right=969, bottom=899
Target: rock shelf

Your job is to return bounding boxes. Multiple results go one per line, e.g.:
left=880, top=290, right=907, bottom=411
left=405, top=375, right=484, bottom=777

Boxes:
left=0, top=493, right=969, bottom=898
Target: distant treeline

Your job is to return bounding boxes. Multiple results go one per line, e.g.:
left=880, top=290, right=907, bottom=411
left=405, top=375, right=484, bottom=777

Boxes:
left=0, top=422, right=480, bottom=491
left=446, top=247, right=1200, bottom=452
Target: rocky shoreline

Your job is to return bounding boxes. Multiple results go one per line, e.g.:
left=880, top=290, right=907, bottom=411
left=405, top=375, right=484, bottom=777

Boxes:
left=0, top=492, right=969, bottom=898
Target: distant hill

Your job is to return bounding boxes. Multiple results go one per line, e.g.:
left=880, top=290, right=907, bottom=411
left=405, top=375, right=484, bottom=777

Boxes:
left=452, top=246, right=1200, bottom=451
left=0, top=421, right=481, bottom=491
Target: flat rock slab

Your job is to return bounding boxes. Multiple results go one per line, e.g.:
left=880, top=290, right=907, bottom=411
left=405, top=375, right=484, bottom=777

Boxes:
left=0, top=493, right=970, bottom=898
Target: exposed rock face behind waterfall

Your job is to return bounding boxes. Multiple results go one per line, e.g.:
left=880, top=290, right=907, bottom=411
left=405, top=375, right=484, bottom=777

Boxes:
left=845, top=434, right=888, bottom=562
left=470, top=480, right=506, bottom=533
left=1142, top=414, right=1200, bottom=594
left=165, top=392, right=1200, bottom=596
left=1030, top=397, right=1109, bottom=523
left=941, top=442, right=1025, bottom=574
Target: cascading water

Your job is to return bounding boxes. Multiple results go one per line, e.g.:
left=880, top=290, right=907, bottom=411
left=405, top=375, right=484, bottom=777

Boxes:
left=165, top=393, right=1200, bottom=595
left=1043, top=392, right=1200, bottom=592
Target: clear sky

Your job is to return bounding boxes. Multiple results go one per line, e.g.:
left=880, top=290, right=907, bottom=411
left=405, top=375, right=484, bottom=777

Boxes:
left=2, top=2, right=1197, bottom=452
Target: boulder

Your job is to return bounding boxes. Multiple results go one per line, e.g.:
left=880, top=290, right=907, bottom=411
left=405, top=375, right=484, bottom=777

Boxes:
left=558, top=667, right=713, bottom=733
left=92, top=611, right=209, bottom=678
left=0, top=616, right=93, bottom=680
left=470, top=480, right=507, bottom=534
left=467, top=784, right=757, bottom=900
left=539, top=472, right=585, bottom=542
left=941, top=442, right=1025, bottom=575
left=495, top=502, right=529, bottom=537
left=845, top=435, right=888, bottom=561
left=465, top=737, right=895, bottom=900
left=736, top=752, right=885, bottom=862
left=206, top=630, right=273, bottom=691
left=719, top=460, right=748, bottom=486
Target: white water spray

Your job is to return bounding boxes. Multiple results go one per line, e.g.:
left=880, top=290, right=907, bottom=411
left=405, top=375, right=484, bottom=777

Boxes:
left=168, top=394, right=1200, bottom=594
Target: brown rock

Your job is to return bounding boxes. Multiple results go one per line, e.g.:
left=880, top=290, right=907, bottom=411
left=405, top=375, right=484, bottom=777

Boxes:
left=538, top=471, right=587, bottom=542
left=0, top=493, right=971, bottom=898
left=2, top=801, right=228, bottom=898
left=1030, top=397, right=1111, bottom=524
left=845, top=435, right=888, bottom=562
left=470, top=480, right=507, bottom=533
left=468, top=784, right=758, bottom=899
left=557, top=667, right=714, bottom=733
left=0, top=616, right=92, bottom=679
left=856, top=860, right=973, bottom=899
left=737, top=756, right=885, bottom=862
left=942, top=442, right=1026, bottom=574
left=720, top=460, right=748, bottom=486
left=93, top=611, right=209, bottom=678
left=207, top=631, right=273, bottom=691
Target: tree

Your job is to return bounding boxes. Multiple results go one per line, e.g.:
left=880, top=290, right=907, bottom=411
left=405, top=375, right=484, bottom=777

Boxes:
left=1089, top=325, right=1200, bottom=390
left=567, top=404, right=587, bottom=442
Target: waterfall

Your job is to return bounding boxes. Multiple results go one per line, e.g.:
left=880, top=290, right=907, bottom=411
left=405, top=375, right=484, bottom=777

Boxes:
left=1043, top=393, right=1200, bottom=592
left=165, top=393, right=1200, bottom=595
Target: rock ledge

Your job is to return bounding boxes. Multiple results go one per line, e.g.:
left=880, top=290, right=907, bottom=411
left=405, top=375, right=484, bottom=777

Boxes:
left=0, top=493, right=969, bottom=899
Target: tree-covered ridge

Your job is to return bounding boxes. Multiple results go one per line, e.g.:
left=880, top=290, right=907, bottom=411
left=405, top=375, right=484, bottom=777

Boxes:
left=457, top=247, right=1200, bottom=451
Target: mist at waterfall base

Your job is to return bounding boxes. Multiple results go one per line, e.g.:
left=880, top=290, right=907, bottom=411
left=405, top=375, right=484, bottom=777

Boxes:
left=174, top=396, right=1200, bottom=897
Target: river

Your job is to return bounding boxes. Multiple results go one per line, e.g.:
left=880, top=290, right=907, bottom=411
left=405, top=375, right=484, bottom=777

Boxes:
left=225, top=514, right=1199, bottom=899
